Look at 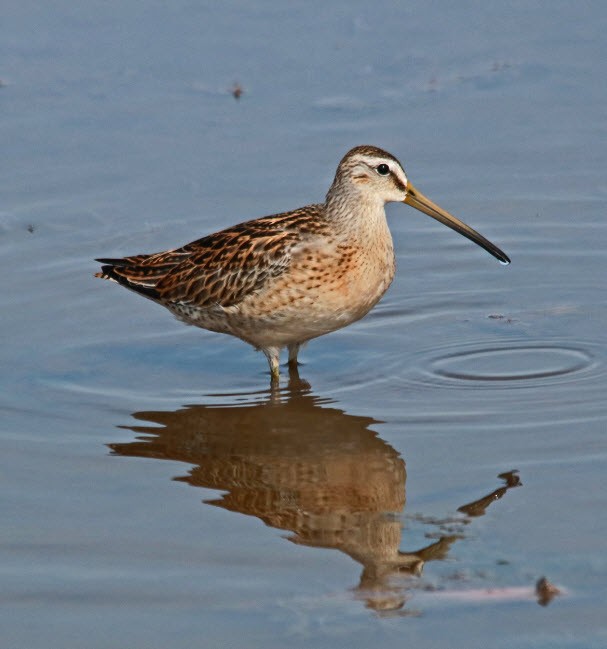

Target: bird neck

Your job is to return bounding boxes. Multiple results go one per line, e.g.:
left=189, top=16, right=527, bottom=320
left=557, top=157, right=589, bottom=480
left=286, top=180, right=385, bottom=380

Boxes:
left=324, top=183, right=387, bottom=238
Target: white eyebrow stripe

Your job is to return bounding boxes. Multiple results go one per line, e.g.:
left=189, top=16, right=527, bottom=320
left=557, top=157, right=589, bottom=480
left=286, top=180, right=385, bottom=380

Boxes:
left=351, top=154, right=408, bottom=187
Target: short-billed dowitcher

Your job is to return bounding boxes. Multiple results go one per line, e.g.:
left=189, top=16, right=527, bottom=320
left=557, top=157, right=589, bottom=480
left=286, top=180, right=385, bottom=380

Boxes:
left=96, top=145, right=509, bottom=380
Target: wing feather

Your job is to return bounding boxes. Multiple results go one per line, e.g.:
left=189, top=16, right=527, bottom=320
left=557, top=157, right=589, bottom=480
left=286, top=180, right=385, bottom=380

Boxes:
left=95, top=205, right=327, bottom=308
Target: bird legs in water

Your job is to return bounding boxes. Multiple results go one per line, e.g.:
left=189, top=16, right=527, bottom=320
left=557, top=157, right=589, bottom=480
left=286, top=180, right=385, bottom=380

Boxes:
left=288, top=343, right=302, bottom=368
left=264, top=343, right=302, bottom=383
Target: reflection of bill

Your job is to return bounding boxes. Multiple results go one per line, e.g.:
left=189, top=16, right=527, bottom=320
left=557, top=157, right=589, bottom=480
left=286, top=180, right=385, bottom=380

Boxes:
left=109, top=376, right=522, bottom=613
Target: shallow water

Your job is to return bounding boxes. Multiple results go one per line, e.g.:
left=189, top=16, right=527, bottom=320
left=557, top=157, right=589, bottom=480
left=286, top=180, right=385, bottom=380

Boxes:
left=2, top=2, right=607, bottom=648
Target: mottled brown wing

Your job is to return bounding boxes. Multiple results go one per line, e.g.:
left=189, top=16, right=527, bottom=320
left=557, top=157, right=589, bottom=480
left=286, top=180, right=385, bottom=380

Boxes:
left=97, top=205, right=327, bottom=308
left=155, top=225, right=298, bottom=307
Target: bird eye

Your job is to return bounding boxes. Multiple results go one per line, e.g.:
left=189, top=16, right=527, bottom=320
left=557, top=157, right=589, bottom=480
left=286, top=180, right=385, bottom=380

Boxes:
left=376, top=163, right=390, bottom=176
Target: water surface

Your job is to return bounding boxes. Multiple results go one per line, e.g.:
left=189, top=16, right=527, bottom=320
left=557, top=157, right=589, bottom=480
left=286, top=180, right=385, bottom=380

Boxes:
left=2, top=2, right=606, bottom=648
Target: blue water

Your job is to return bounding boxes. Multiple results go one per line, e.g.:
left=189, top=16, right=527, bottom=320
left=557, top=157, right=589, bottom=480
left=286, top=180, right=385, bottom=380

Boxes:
left=2, top=2, right=607, bottom=648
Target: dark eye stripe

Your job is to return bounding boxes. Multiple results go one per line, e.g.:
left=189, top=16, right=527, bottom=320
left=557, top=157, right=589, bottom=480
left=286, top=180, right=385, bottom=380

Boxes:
left=392, top=175, right=407, bottom=192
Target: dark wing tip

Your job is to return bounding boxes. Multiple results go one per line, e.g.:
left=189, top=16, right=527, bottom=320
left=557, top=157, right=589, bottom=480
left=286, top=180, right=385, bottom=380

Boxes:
left=94, top=260, right=160, bottom=299
left=94, top=263, right=122, bottom=281
left=95, top=257, right=132, bottom=266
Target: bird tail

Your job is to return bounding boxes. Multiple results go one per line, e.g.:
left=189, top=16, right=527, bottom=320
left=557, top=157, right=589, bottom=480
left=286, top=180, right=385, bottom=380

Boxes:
left=94, top=257, right=161, bottom=300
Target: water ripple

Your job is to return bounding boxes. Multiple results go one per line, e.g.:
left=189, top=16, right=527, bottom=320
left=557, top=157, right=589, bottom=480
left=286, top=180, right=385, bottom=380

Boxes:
left=411, top=340, right=602, bottom=390
left=431, top=345, right=592, bottom=383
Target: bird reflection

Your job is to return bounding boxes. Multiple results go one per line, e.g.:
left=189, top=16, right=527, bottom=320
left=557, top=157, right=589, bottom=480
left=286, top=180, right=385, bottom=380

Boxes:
left=109, top=370, right=520, bottom=613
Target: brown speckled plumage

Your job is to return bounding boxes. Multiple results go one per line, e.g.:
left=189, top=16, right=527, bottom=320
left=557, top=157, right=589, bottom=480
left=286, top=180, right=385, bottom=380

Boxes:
left=96, top=145, right=509, bottom=381
left=98, top=208, right=325, bottom=307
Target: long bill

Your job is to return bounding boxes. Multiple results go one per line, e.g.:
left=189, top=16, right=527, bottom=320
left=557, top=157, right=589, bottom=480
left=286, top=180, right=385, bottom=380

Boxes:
left=404, top=183, right=510, bottom=264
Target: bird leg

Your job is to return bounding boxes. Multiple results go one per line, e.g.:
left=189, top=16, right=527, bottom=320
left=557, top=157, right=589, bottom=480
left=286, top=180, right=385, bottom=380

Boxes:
left=287, top=343, right=301, bottom=368
left=263, top=347, right=281, bottom=382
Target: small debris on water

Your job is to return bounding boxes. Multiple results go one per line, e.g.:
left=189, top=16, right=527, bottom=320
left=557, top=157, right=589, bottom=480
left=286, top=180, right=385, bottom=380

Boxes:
left=488, top=314, right=515, bottom=324
left=536, top=576, right=561, bottom=606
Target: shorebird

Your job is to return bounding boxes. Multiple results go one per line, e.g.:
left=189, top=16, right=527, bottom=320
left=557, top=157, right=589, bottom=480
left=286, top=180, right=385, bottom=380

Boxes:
left=96, top=145, right=509, bottom=381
